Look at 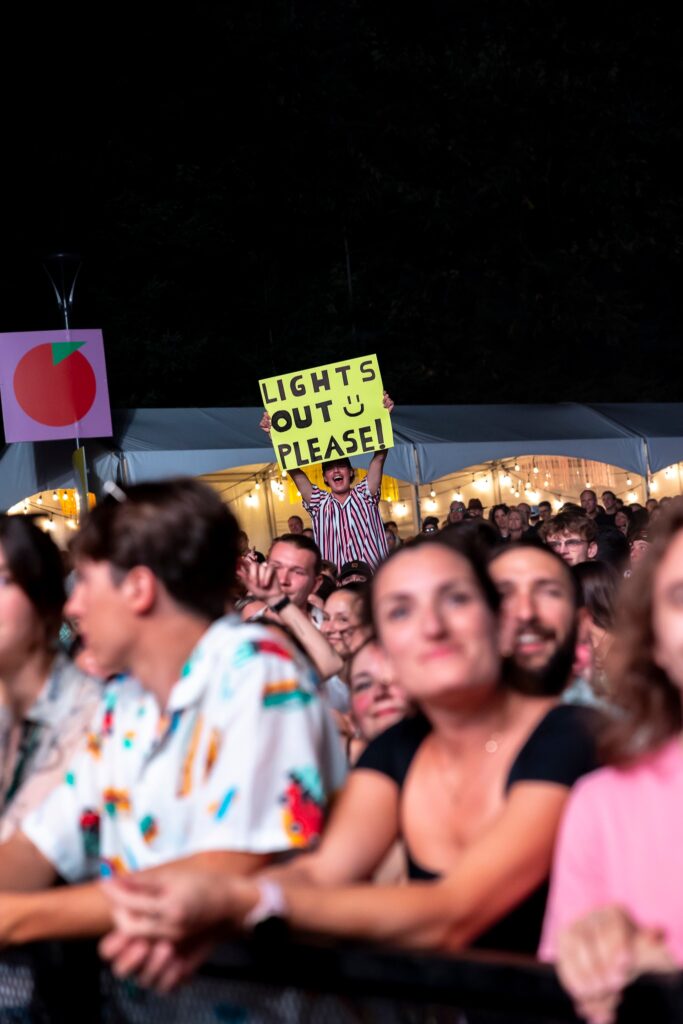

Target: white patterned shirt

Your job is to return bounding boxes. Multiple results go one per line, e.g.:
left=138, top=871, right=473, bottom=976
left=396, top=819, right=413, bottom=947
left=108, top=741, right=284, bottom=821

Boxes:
left=22, top=616, right=346, bottom=880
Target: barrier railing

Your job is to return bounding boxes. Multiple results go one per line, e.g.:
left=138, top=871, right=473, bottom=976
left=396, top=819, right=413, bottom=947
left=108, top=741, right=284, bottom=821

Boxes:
left=1, top=934, right=682, bottom=1023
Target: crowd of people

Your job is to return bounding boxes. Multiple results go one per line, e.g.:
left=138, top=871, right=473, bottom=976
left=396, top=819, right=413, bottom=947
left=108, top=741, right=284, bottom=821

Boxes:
left=0, top=458, right=682, bottom=1024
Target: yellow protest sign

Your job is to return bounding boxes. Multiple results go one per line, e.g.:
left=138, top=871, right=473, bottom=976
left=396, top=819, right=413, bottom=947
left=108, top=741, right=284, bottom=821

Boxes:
left=259, top=354, right=393, bottom=472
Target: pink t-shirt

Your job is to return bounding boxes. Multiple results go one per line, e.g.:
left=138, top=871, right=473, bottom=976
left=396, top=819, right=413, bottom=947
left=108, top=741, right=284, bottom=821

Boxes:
left=539, top=737, right=683, bottom=963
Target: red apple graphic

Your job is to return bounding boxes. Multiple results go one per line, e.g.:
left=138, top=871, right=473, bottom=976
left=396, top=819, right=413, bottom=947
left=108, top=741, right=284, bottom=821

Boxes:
left=13, top=342, right=96, bottom=426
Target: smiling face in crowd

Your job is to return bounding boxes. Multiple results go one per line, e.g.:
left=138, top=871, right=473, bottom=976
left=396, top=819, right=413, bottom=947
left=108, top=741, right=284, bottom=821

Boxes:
left=349, top=641, right=409, bottom=742
left=489, top=546, right=576, bottom=679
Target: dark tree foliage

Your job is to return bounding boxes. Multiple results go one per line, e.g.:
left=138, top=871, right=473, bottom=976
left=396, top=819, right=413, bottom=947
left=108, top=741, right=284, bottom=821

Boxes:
left=0, top=2, right=681, bottom=406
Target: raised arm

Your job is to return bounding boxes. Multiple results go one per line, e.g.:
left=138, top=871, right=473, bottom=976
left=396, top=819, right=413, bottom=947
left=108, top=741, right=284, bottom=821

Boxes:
left=237, top=560, right=342, bottom=680
left=365, top=392, right=394, bottom=496
left=259, top=411, right=313, bottom=504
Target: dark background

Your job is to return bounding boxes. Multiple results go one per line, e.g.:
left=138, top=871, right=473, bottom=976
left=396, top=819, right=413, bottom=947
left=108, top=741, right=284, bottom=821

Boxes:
left=1, top=2, right=681, bottom=408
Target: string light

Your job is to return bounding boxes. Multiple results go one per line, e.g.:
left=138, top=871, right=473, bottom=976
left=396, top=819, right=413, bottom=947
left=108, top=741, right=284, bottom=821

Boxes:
left=514, top=463, right=520, bottom=472
left=626, top=476, right=632, bottom=487
left=533, top=465, right=539, bottom=475
left=52, top=492, right=58, bottom=501
left=36, top=494, right=43, bottom=505
left=254, top=481, right=261, bottom=490
left=429, top=485, right=436, bottom=498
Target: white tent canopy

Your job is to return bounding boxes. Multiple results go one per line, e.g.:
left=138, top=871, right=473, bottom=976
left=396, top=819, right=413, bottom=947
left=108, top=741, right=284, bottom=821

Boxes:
left=2, top=402, right=683, bottom=511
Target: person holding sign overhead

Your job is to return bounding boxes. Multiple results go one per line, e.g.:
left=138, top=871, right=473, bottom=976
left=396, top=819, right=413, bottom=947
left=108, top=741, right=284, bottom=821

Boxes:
left=260, top=387, right=394, bottom=571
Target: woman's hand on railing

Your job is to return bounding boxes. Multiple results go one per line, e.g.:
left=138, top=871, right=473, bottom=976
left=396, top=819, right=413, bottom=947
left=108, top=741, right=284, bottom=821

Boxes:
left=556, top=905, right=677, bottom=1024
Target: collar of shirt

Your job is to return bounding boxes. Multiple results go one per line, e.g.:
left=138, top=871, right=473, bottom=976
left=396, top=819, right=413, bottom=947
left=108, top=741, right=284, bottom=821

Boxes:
left=165, top=615, right=240, bottom=714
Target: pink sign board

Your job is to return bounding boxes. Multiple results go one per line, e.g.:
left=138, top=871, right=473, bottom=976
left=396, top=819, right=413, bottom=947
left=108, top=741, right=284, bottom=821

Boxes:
left=0, top=329, right=112, bottom=442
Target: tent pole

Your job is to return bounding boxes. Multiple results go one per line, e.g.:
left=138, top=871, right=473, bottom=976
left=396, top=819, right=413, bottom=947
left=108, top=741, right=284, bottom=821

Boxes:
left=643, top=441, right=652, bottom=500
left=492, top=461, right=502, bottom=504
left=264, top=469, right=278, bottom=541
left=412, top=445, right=422, bottom=531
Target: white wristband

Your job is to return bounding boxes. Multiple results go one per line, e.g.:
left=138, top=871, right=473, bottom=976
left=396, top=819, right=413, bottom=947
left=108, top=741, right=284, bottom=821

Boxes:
left=243, top=879, right=288, bottom=930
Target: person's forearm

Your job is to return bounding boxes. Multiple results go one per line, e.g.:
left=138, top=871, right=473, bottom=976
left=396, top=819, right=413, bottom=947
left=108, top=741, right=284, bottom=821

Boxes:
left=366, top=450, right=388, bottom=496
left=0, top=832, right=58, bottom=891
left=281, top=881, right=454, bottom=949
left=2, top=882, right=112, bottom=945
left=289, top=468, right=313, bottom=504
left=278, top=602, right=343, bottom=679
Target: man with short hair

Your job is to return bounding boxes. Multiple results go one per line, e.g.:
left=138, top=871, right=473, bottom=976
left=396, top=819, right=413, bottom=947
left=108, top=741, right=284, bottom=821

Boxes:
left=600, top=491, right=618, bottom=521
left=287, top=515, right=304, bottom=535
left=580, top=489, right=611, bottom=526
left=542, top=511, right=598, bottom=567
left=534, top=501, right=552, bottom=532
left=0, top=480, right=344, bottom=947
left=266, top=534, right=323, bottom=615
left=489, top=543, right=582, bottom=696
left=261, top=394, right=394, bottom=571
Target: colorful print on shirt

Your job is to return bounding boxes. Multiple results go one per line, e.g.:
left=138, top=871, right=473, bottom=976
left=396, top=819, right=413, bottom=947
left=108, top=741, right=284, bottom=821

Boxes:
left=140, top=815, right=159, bottom=844
left=21, top=617, right=347, bottom=883
left=262, top=680, right=314, bottom=709
left=79, top=808, right=100, bottom=859
left=281, top=767, right=325, bottom=847
left=103, top=788, right=131, bottom=817
left=234, top=638, right=295, bottom=669
left=100, top=855, right=127, bottom=878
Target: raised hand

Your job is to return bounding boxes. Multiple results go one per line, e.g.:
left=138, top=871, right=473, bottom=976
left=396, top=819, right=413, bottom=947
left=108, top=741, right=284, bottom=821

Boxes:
left=382, top=391, right=395, bottom=414
left=259, top=411, right=272, bottom=434
left=237, top=558, right=283, bottom=604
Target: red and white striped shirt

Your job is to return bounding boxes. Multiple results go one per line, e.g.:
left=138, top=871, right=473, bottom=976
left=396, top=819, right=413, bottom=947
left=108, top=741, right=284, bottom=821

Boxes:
left=303, top=479, right=389, bottom=571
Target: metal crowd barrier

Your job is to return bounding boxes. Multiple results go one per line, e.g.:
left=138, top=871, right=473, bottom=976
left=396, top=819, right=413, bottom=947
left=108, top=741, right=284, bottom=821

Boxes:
left=1, top=933, right=682, bottom=1023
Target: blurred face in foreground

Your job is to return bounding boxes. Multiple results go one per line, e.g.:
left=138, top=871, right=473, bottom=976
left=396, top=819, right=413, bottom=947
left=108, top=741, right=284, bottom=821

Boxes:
left=489, top=547, right=576, bottom=676
left=349, top=641, right=409, bottom=742
left=0, top=543, right=47, bottom=675
left=66, top=559, right=134, bottom=678
left=653, top=530, right=683, bottom=691
left=372, top=545, right=500, bottom=707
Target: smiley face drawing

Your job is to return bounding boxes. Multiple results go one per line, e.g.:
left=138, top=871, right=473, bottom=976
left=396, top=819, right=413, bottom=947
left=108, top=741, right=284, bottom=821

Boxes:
left=343, top=394, right=365, bottom=417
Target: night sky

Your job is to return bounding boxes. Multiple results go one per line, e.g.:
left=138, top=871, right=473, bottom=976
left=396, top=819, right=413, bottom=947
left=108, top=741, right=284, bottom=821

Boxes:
left=1, top=4, right=681, bottom=412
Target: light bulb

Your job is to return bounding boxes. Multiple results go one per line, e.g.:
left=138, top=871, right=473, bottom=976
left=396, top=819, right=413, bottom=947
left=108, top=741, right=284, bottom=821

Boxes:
left=626, top=477, right=632, bottom=487
left=533, top=465, right=539, bottom=475
left=52, top=492, right=58, bottom=501
left=37, top=495, right=43, bottom=505
left=429, top=487, right=436, bottom=498
left=255, top=481, right=261, bottom=490
left=514, top=463, right=520, bottom=472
